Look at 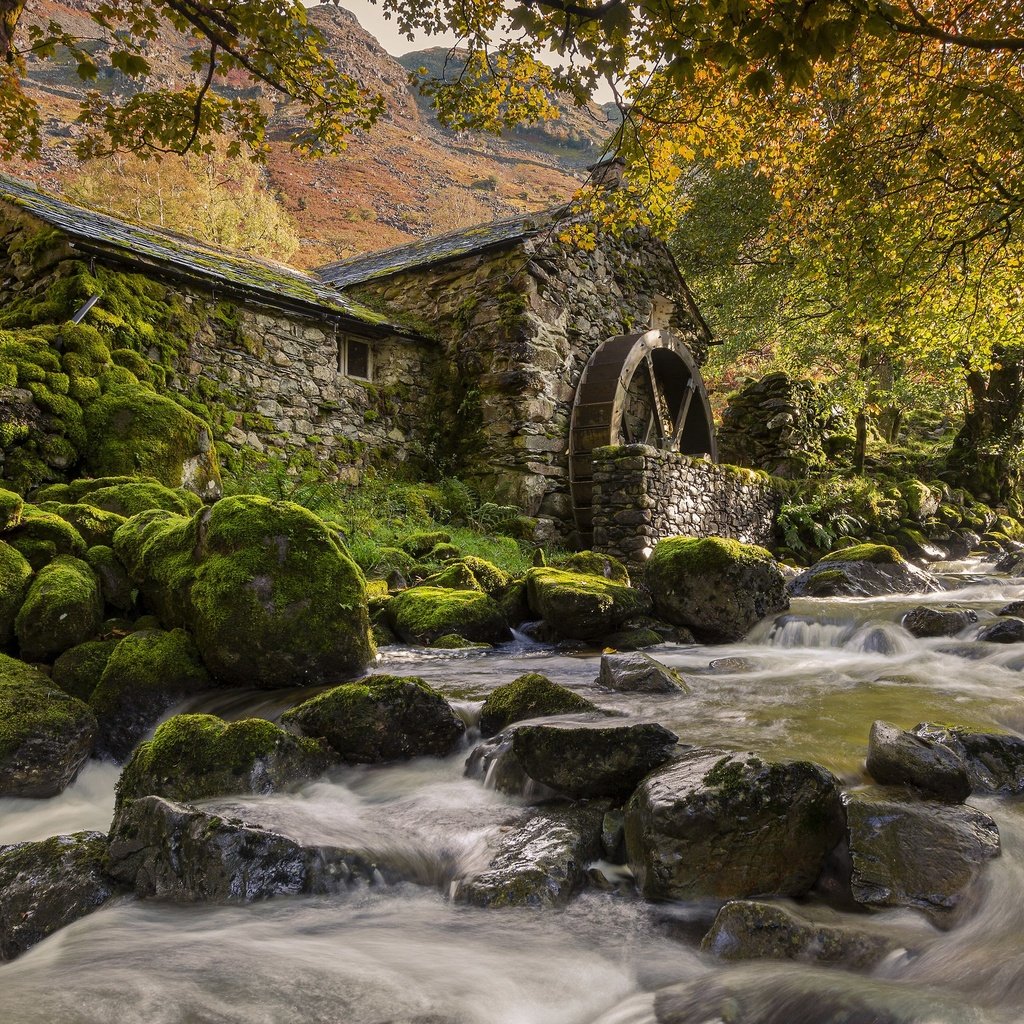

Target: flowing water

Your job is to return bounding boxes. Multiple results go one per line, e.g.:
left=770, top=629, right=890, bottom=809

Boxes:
left=2, top=562, right=1024, bottom=1023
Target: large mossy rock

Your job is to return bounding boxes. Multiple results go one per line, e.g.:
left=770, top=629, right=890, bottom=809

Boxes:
left=525, top=567, right=650, bottom=641
left=51, top=638, right=120, bottom=702
left=14, top=554, right=102, bottom=662
left=625, top=749, right=844, bottom=900
left=84, top=544, right=134, bottom=611
left=911, top=724, right=1024, bottom=795
left=510, top=721, right=680, bottom=799
left=0, top=653, right=97, bottom=796
left=845, top=787, right=1000, bottom=920
left=478, top=672, right=598, bottom=736
left=117, top=713, right=331, bottom=806
left=866, top=720, right=971, bottom=801
left=454, top=804, right=604, bottom=908
left=282, top=674, right=465, bottom=763
left=83, top=386, right=221, bottom=500
left=37, top=476, right=202, bottom=518
left=90, top=628, right=213, bottom=761
left=0, top=832, right=121, bottom=961
left=386, top=585, right=511, bottom=645
left=644, top=536, right=789, bottom=643
left=114, top=495, right=374, bottom=687
left=0, top=540, right=32, bottom=644
left=790, top=544, right=941, bottom=598
left=37, top=502, right=126, bottom=548
left=5, top=506, right=86, bottom=570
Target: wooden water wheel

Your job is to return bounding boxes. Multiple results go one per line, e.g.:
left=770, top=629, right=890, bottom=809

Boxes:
left=568, top=329, right=717, bottom=540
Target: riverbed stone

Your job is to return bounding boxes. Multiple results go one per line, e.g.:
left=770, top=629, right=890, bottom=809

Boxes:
left=524, top=567, right=650, bottom=641
left=644, top=536, right=789, bottom=643
left=282, top=674, right=465, bottom=763
left=997, top=599, right=1024, bottom=617
left=625, top=749, right=845, bottom=900
left=453, top=804, right=605, bottom=908
left=0, top=653, right=97, bottom=797
left=866, top=720, right=971, bottom=802
left=0, top=832, right=122, bottom=961
left=14, top=554, right=103, bottom=662
left=700, top=899, right=901, bottom=968
left=387, top=586, right=511, bottom=645
left=901, top=606, right=977, bottom=638
left=976, top=617, right=1024, bottom=644
left=597, top=651, right=687, bottom=694
left=911, top=724, right=1024, bottom=795
left=511, top=720, right=680, bottom=799
left=478, top=672, right=598, bottom=736
left=790, top=545, right=942, bottom=598
left=845, top=787, right=1000, bottom=919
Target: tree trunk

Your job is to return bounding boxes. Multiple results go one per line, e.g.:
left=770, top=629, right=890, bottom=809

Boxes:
left=1, top=0, right=27, bottom=62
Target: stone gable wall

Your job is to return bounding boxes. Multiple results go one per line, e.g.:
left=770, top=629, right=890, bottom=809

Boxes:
left=591, top=444, right=781, bottom=565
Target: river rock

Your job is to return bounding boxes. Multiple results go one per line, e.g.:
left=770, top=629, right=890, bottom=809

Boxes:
left=510, top=721, right=680, bottom=799
left=524, top=567, right=650, bottom=641
left=976, top=617, right=1024, bottom=643
left=14, top=554, right=103, bottom=662
left=453, top=804, right=604, bottom=908
left=282, top=674, right=465, bottom=763
left=901, top=606, right=977, bottom=638
left=0, top=832, right=122, bottom=961
left=790, top=545, right=942, bottom=598
left=845, top=787, right=1000, bottom=919
left=107, top=796, right=379, bottom=901
left=997, top=599, right=1024, bottom=617
left=625, top=749, right=845, bottom=900
left=700, top=899, right=901, bottom=968
left=644, top=536, right=788, bottom=643
left=51, top=638, right=120, bottom=702
left=478, top=672, right=598, bottom=736
left=597, top=652, right=688, bottom=694
left=911, top=724, right=1024, bottom=795
left=117, top=713, right=333, bottom=807
left=0, top=653, right=97, bottom=797
left=866, top=720, right=971, bottom=801
left=386, top=585, right=511, bottom=645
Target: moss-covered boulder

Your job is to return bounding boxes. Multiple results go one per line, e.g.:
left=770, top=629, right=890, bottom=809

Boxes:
left=37, top=476, right=201, bottom=518
left=282, top=674, right=466, bottom=763
left=387, top=585, right=511, bottom=645
left=83, top=386, right=221, bottom=500
left=525, top=567, right=650, bottom=641
left=14, top=554, right=102, bottom=661
left=553, top=551, right=630, bottom=585
left=117, top=713, right=331, bottom=806
left=401, top=530, right=451, bottom=557
left=5, top=505, right=86, bottom=570
left=0, top=832, right=121, bottom=961
left=0, top=540, right=32, bottom=645
left=625, top=749, right=845, bottom=900
left=84, top=544, right=134, bottom=611
left=90, top=628, right=213, bottom=761
left=644, top=537, right=789, bottom=644
left=479, top=673, right=598, bottom=736
left=38, top=501, right=126, bottom=548
left=51, top=638, right=121, bottom=702
left=453, top=556, right=509, bottom=596
left=0, top=487, right=24, bottom=529
left=791, top=544, right=942, bottom=598
left=114, top=496, right=375, bottom=688
left=421, top=562, right=483, bottom=592
left=0, top=653, right=97, bottom=796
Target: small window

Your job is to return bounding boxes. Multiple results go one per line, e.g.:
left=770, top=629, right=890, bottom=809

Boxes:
left=337, top=336, right=372, bottom=379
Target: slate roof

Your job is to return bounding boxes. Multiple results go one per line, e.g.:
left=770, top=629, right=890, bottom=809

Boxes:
left=0, top=173, right=411, bottom=335
left=316, top=207, right=566, bottom=288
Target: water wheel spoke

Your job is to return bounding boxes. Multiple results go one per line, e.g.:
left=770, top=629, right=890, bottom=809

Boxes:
left=673, top=378, right=696, bottom=447
left=644, top=354, right=674, bottom=444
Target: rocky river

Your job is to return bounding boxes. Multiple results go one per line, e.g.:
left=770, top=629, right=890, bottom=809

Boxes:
left=2, top=560, right=1023, bottom=1024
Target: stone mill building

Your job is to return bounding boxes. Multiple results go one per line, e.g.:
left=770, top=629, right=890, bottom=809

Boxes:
left=0, top=172, right=778, bottom=558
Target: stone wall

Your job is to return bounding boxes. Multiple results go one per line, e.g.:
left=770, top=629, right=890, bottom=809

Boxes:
left=591, top=444, right=781, bottom=565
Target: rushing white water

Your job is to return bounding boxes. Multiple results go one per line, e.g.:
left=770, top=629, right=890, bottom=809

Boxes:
left=2, top=565, right=1024, bottom=1022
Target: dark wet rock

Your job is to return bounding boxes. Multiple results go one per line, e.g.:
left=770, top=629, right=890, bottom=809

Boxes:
left=790, top=545, right=942, bottom=598
left=597, top=652, right=688, bottom=694
left=524, top=567, right=650, bottom=641
left=464, top=731, right=555, bottom=799
left=902, top=606, right=977, bottom=638
left=453, top=804, right=604, bottom=908
left=0, top=653, right=97, bottom=797
left=645, top=536, right=788, bottom=643
left=117, top=714, right=332, bottom=807
left=625, top=749, right=845, bottom=900
left=866, top=720, right=971, bottom=802
left=654, top=970, right=987, bottom=1024
left=107, top=796, right=380, bottom=901
left=976, top=617, right=1024, bottom=644
left=602, top=626, right=667, bottom=650
left=601, top=809, right=626, bottom=862
left=51, top=638, right=120, bottom=702
left=510, top=721, right=680, bottom=799
left=912, top=724, right=1024, bottom=795
left=700, top=899, right=902, bottom=968
left=0, top=831, right=122, bottom=961
left=282, top=674, right=465, bottom=763
left=845, top=787, right=1000, bottom=919
left=478, top=672, right=597, bottom=737
left=997, top=599, right=1024, bottom=617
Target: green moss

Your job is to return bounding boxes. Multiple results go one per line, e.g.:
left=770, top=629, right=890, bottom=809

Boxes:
left=648, top=536, right=775, bottom=576
left=51, top=638, right=121, bottom=702
left=421, top=562, right=483, bottom=592
left=428, top=542, right=462, bottom=561
left=387, top=585, right=510, bottom=645
left=553, top=550, right=630, bottom=585
left=525, top=567, right=649, bottom=641
left=820, top=543, right=904, bottom=565
left=0, top=488, right=24, bottom=529
left=38, top=501, right=126, bottom=547
left=452, top=555, right=510, bottom=596
left=14, top=554, right=103, bottom=662
left=429, top=633, right=490, bottom=649
left=0, top=540, right=32, bottom=645
left=479, top=672, right=597, bottom=735
left=363, top=545, right=418, bottom=579
left=402, top=530, right=452, bottom=557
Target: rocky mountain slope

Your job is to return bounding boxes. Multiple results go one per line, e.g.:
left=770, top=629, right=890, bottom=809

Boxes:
left=9, top=3, right=614, bottom=266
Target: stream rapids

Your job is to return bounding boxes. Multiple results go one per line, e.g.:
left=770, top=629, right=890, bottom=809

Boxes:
left=1, top=561, right=1023, bottom=1023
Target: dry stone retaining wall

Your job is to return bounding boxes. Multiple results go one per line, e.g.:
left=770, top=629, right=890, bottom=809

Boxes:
left=591, top=444, right=781, bottom=565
